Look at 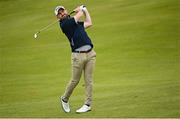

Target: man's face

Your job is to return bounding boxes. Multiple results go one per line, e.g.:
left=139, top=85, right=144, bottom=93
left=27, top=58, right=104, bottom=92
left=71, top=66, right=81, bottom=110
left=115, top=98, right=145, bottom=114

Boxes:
left=57, top=9, right=68, bottom=20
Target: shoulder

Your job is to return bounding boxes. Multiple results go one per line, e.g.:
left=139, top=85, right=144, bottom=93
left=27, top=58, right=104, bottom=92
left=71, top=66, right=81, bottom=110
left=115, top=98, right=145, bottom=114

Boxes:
left=77, top=21, right=84, bottom=26
left=61, top=17, right=76, bottom=25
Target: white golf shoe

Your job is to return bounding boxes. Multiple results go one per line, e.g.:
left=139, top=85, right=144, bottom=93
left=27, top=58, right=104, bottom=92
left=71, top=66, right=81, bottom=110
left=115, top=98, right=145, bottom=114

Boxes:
left=60, top=96, right=70, bottom=113
left=76, top=105, right=91, bottom=113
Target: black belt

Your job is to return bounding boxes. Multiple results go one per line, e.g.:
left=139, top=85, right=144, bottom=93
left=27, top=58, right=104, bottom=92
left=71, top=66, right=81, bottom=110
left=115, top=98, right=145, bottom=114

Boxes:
left=73, top=49, right=92, bottom=53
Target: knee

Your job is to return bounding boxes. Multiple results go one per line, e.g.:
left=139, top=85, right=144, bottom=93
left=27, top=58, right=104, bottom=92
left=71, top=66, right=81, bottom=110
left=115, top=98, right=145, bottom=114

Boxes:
left=85, top=77, right=93, bottom=86
left=70, top=79, right=80, bottom=85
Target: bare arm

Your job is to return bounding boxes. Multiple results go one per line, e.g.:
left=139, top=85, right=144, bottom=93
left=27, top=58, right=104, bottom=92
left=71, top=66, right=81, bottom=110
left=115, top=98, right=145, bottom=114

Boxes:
left=73, top=6, right=84, bottom=23
left=83, top=8, right=92, bottom=29
left=73, top=6, right=92, bottom=29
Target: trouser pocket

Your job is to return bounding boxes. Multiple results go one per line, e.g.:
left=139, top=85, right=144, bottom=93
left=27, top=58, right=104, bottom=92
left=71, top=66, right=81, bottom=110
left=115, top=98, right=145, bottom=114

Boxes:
left=87, top=50, right=96, bottom=59
left=71, top=53, right=80, bottom=67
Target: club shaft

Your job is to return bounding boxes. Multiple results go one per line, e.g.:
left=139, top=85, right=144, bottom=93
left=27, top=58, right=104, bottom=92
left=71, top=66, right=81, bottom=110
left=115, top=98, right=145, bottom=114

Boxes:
left=36, top=11, right=74, bottom=34
left=38, top=19, right=59, bottom=33
left=69, top=11, right=75, bottom=15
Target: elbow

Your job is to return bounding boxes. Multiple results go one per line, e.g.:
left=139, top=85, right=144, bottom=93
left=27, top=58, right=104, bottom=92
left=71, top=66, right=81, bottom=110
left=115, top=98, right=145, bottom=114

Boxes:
left=90, top=21, right=93, bottom=26
left=88, top=21, right=93, bottom=27
left=84, top=21, right=93, bottom=28
left=88, top=23, right=93, bottom=27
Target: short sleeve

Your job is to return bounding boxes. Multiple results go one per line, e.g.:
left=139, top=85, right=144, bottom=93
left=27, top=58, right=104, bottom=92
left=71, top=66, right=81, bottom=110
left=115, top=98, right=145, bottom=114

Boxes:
left=77, top=21, right=84, bottom=26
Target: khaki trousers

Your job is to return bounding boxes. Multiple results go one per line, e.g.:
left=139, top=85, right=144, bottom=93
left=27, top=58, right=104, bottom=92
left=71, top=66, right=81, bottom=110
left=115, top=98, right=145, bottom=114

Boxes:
left=62, top=50, right=96, bottom=106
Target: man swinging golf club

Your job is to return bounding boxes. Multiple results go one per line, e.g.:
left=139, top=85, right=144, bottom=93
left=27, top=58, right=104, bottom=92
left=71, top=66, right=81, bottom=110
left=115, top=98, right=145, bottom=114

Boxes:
left=55, top=5, right=96, bottom=113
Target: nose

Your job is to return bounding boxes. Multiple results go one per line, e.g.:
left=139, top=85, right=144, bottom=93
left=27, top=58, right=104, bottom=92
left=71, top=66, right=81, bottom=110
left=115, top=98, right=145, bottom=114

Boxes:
left=60, top=12, right=66, bottom=17
left=61, top=12, right=65, bottom=16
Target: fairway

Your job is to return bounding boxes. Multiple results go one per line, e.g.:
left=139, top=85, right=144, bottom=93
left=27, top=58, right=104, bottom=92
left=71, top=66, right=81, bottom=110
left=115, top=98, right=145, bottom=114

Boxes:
left=0, top=0, right=180, bottom=118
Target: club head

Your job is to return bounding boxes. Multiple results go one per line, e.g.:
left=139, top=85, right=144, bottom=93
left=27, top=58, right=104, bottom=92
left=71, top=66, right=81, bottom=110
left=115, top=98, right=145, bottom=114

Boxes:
left=34, top=33, right=38, bottom=39
left=34, top=31, right=40, bottom=39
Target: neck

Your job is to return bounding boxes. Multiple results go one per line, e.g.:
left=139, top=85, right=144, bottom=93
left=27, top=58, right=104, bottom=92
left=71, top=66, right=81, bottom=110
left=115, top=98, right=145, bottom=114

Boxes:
left=60, top=15, right=70, bottom=22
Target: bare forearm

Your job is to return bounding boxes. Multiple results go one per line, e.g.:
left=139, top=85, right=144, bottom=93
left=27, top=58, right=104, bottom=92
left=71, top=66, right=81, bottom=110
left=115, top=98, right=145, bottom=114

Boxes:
left=83, top=9, right=92, bottom=25
left=73, top=6, right=84, bottom=22
left=83, top=8, right=92, bottom=28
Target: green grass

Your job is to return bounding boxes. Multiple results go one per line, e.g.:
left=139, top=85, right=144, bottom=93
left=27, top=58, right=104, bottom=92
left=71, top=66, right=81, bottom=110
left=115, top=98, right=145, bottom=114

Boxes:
left=0, top=0, right=180, bottom=118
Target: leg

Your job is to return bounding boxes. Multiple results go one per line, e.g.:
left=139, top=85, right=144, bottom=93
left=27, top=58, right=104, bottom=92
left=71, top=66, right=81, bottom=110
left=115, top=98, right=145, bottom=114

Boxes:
left=63, top=53, right=83, bottom=102
left=84, top=51, right=96, bottom=106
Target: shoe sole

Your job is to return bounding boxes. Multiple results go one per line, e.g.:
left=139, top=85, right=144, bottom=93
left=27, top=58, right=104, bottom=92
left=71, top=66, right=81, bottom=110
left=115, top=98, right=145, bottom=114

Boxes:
left=76, top=109, right=91, bottom=114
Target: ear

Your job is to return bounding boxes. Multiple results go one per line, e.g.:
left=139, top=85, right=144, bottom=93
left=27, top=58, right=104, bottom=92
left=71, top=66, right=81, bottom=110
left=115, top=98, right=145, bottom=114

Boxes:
left=56, top=15, right=60, bottom=19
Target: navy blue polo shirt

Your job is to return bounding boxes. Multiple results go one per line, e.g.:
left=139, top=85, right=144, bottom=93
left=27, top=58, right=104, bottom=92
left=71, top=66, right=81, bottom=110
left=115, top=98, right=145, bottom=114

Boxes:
left=59, top=16, right=93, bottom=52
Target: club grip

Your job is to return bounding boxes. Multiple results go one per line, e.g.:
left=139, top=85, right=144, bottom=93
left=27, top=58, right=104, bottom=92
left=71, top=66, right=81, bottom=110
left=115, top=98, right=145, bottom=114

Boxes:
left=69, top=11, right=75, bottom=15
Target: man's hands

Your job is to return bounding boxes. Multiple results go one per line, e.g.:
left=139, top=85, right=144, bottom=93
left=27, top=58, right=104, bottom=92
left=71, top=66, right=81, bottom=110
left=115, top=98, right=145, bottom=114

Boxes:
left=74, top=5, right=86, bottom=13
left=80, top=5, right=86, bottom=11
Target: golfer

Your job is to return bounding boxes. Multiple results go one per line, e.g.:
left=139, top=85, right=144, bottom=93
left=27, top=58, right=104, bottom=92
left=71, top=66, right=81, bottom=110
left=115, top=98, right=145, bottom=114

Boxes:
left=55, top=5, right=96, bottom=113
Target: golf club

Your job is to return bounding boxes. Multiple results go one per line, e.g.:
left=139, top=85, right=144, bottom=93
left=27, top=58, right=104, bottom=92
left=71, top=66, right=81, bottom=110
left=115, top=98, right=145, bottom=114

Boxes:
left=34, top=10, right=75, bottom=39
